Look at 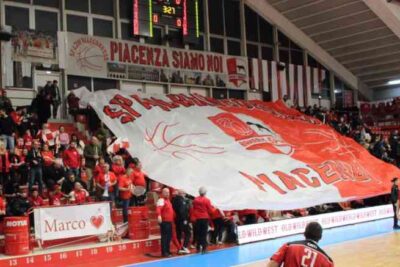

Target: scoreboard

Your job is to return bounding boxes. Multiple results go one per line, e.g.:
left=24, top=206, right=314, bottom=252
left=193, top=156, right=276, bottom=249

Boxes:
left=133, top=0, right=200, bottom=44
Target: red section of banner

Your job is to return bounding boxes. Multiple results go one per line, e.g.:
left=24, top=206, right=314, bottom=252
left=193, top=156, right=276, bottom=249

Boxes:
left=220, top=101, right=397, bottom=199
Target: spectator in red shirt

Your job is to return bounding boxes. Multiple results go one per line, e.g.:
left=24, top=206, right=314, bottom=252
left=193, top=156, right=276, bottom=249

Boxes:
left=69, top=182, right=89, bottom=205
left=118, top=168, right=133, bottom=222
left=223, top=211, right=238, bottom=243
left=130, top=158, right=146, bottom=206
left=93, top=157, right=106, bottom=184
left=96, top=163, right=117, bottom=206
left=157, top=188, right=174, bottom=257
left=112, top=155, right=125, bottom=198
left=11, top=148, right=29, bottom=185
left=210, top=208, right=225, bottom=245
left=112, top=155, right=125, bottom=179
left=0, top=190, right=6, bottom=218
left=268, top=222, right=334, bottom=267
left=63, top=141, right=81, bottom=178
left=0, top=142, right=10, bottom=185
left=49, top=185, right=65, bottom=206
left=192, top=186, right=214, bottom=254
left=28, top=189, right=44, bottom=207
left=23, top=129, right=33, bottom=150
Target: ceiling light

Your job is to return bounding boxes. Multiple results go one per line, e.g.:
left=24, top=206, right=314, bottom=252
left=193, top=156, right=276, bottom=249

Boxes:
left=387, top=79, right=400, bottom=85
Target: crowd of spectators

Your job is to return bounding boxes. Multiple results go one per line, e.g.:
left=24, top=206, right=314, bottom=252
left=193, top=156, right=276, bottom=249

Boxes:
left=299, top=103, right=400, bottom=166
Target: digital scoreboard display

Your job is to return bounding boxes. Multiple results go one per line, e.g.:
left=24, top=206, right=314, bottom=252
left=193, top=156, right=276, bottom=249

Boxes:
left=133, top=0, right=200, bottom=44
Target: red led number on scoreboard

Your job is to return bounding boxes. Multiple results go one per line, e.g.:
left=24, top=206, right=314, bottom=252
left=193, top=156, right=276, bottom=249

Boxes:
left=176, top=18, right=182, bottom=27
left=153, top=14, right=159, bottom=23
left=301, top=248, right=317, bottom=267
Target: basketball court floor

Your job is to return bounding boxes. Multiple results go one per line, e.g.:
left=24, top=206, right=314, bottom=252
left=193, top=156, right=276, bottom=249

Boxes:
left=125, top=218, right=399, bottom=267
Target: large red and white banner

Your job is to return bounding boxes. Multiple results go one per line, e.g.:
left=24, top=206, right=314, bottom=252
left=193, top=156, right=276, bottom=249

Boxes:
left=34, top=203, right=112, bottom=241
left=76, top=88, right=399, bottom=210
left=238, top=204, right=393, bottom=244
left=58, top=32, right=249, bottom=90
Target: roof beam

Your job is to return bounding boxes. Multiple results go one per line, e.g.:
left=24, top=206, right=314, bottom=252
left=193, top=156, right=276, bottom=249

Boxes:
left=245, top=0, right=358, bottom=89
left=340, top=47, right=400, bottom=64
left=300, top=10, right=370, bottom=31
left=363, top=0, right=400, bottom=40
left=363, top=73, right=400, bottom=83
left=318, top=26, right=387, bottom=45
left=348, top=58, right=400, bottom=71
left=308, top=18, right=379, bottom=38
left=325, top=34, right=394, bottom=52
left=281, top=0, right=325, bottom=15
left=291, top=1, right=360, bottom=23
left=358, top=66, right=400, bottom=77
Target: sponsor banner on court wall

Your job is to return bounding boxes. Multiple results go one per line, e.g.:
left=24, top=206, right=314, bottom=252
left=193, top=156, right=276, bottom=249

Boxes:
left=58, top=32, right=249, bottom=90
left=237, top=204, right=393, bottom=244
left=34, top=203, right=112, bottom=241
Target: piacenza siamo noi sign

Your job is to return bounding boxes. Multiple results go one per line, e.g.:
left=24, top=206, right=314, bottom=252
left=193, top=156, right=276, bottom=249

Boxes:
left=34, top=203, right=112, bottom=241
left=237, top=204, right=393, bottom=244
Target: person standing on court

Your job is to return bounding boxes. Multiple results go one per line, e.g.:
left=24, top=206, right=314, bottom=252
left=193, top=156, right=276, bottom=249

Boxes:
left=157, top=187, right=174, bottom=257
left=172, top=189, right=191, bottom=254
left=390, top=177, right=399, bottom=229
left=192, top=186, right=214, bottom=254
left=267, top=222, right=334, bottom=267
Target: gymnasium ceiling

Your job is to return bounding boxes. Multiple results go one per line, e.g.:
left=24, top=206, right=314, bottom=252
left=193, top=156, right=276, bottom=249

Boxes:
left=266, top=0, right=400, bottom=91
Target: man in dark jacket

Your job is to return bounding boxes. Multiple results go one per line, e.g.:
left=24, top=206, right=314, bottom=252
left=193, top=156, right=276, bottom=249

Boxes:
left=0, top=108, right=16, bottom=150
left=84, top=136, right=100, bottom=193
left=391, top=178, right=399, bottom=229
left=44, top=159, right=66, bottom=190
left=172, top=190, right=191, bottom=254
left=27, top=141, right=44, bottom=194
left=6, top=189, right=31, bottom=216
left=50, top=80, right=61, bottom=119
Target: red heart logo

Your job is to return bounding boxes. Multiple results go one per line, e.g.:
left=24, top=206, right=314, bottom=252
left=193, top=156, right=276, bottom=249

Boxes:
left=90, top=215, right=104, bottom=229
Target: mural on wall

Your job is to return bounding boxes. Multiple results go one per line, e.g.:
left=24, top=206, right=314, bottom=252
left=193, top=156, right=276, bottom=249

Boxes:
left=11, top=30, right=58, bottom=64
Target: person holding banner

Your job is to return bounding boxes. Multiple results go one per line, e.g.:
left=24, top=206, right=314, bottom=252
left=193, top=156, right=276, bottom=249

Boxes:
left=391, top=178, right=399, bottom=229
left=157, top=188, right=174, bottom=257
left=192, top=187, right=214, bottom=254
left=130, top=158, right=147, bottom=206
left=118, top=168, right=133, bottom=222
left=267, top=222, right=334, bottom=267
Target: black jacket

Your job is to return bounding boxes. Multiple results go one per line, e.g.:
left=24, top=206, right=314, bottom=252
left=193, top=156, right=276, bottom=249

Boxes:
left=0, top=115, right=16, bottom=136
left=172, top=195, right=190, bottom=221
left=7, top=196, right=31, bottom=216
left=27, top=148, right=43, bottom=168
left=391, top=184, right=399, bottom=204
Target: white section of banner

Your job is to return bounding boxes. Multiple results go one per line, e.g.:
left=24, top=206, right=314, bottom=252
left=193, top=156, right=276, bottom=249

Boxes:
left=238, top=204, right=393, bottom=244
left=34, top=203, right=112, bottom=241
left=271, top=62, right=278, bottom=101
left=262, top=60, right=269, bottom=92
left=280, top=67, right=288, bottom=97
left=78, top=89, right=348, bottom=211
left=306, top=66, right=312, bottom=106
left=321, top=69, right=326, bottom=90
left=297, top=65, right=304, bottom=107
left=288, top=64, right=295, bottom=101
left=313, top=68, right=319, bottom=94
left=252, top=58, right=259, bottom=90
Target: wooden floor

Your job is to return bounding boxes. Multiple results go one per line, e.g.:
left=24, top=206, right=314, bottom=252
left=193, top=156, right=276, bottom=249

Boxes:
left=240, top=232, right=400, bottom=267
